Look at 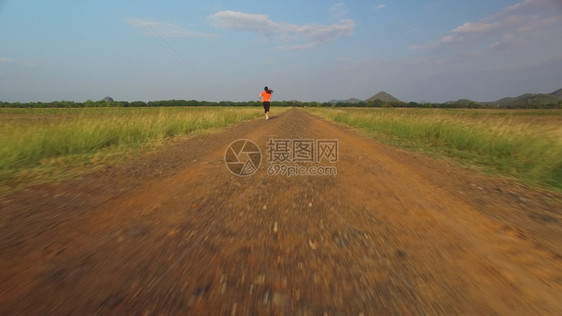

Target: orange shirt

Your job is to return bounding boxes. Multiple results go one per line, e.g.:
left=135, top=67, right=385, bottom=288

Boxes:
left=260, top=91, right=272, bottom=102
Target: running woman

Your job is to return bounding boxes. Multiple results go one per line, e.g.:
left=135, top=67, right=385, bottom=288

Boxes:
left=259, top=86, right=273, bottom=120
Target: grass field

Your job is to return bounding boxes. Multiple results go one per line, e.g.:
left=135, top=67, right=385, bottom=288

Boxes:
left=305, top=108, right=562, bottom=190
left=0, top=106, right=275, bottom=191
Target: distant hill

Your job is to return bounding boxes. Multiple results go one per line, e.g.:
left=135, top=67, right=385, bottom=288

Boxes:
left=551, top=88, right=562, bottom=98
left=485, top=90, right=561, bottom=107
left=326, top=89, right=560, bottom=108
left=365, top=91, right=400, bottom=103
left=443, top=89, right=561, bottom=108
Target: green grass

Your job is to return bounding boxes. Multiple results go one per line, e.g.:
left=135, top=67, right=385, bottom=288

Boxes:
left=0, top=106, right=272, bottom=191
left=305, top=108, right=562, bottom=190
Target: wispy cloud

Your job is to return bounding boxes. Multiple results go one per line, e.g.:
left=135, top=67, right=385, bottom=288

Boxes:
left=410, top=0, right=562, bottom=50
left=330, top=3, right=348, bottom=19
left=0, top=57, right=15, bottom=64
left=0, top=57, right=36, bottom=67
left=208, top=11, right=276, bottom=35
left=209, top=10, right=354, bottom=50
left=126, top=18, right=217, bottom=38
left=373, top=4, right=387, bottom=10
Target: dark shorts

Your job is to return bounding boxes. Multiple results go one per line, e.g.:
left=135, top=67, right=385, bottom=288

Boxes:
left=263, top=101, right=270, bottom=113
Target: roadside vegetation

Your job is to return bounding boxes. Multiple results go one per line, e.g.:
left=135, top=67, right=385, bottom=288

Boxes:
left=0, top=107, right=273, bottom=191
left=305, top=108, right=562, bottom=190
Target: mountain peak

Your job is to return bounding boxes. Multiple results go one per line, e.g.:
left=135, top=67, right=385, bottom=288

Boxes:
left=550, top=88, right=562, bottom=98
left=366, top=91, right=400, bottom=103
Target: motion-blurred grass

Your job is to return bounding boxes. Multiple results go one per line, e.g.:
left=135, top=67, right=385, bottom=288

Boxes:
left=306, top=108, right=562, bottom=190
left=0, top=107, right=270, bottom=191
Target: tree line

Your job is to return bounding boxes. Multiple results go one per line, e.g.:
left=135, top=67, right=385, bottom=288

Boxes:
left=1, top=99, right=560, bottom=109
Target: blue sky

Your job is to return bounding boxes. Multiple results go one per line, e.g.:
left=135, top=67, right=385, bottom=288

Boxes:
left=1, top=0, right=561, bottom=103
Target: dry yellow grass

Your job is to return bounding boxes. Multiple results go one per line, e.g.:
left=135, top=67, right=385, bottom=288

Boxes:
left=306, top=108, right=562, bottom=190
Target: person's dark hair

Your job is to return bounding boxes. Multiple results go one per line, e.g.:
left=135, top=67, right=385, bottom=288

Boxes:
left=264, top=86, right=273, bottom=94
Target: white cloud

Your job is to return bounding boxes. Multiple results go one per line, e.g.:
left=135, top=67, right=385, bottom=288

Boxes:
left=452, top=21, right=500, bottom=33
left=440, top=35, right=456, bottom=43
left=126, top=18, right=216, bottom=38
left=0, top=57, right=15, bottom=64
left=209, top=10, right=354, bottom=50
left=283, top=19, right=354, bottom=45
left=330, top=3, right=348, bottom=19
left=209, top=11, right=277, bottom=35
left=505, top=0, right=539, bottom=12
left=410, top=0, right=562, bottom=50
left=0, top=57, right=36, bottom=68
left=373, top=4, right=387, bottom=10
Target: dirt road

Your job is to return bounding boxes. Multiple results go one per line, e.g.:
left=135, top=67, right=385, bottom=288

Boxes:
left=1, top=108, right=561, bottom=315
